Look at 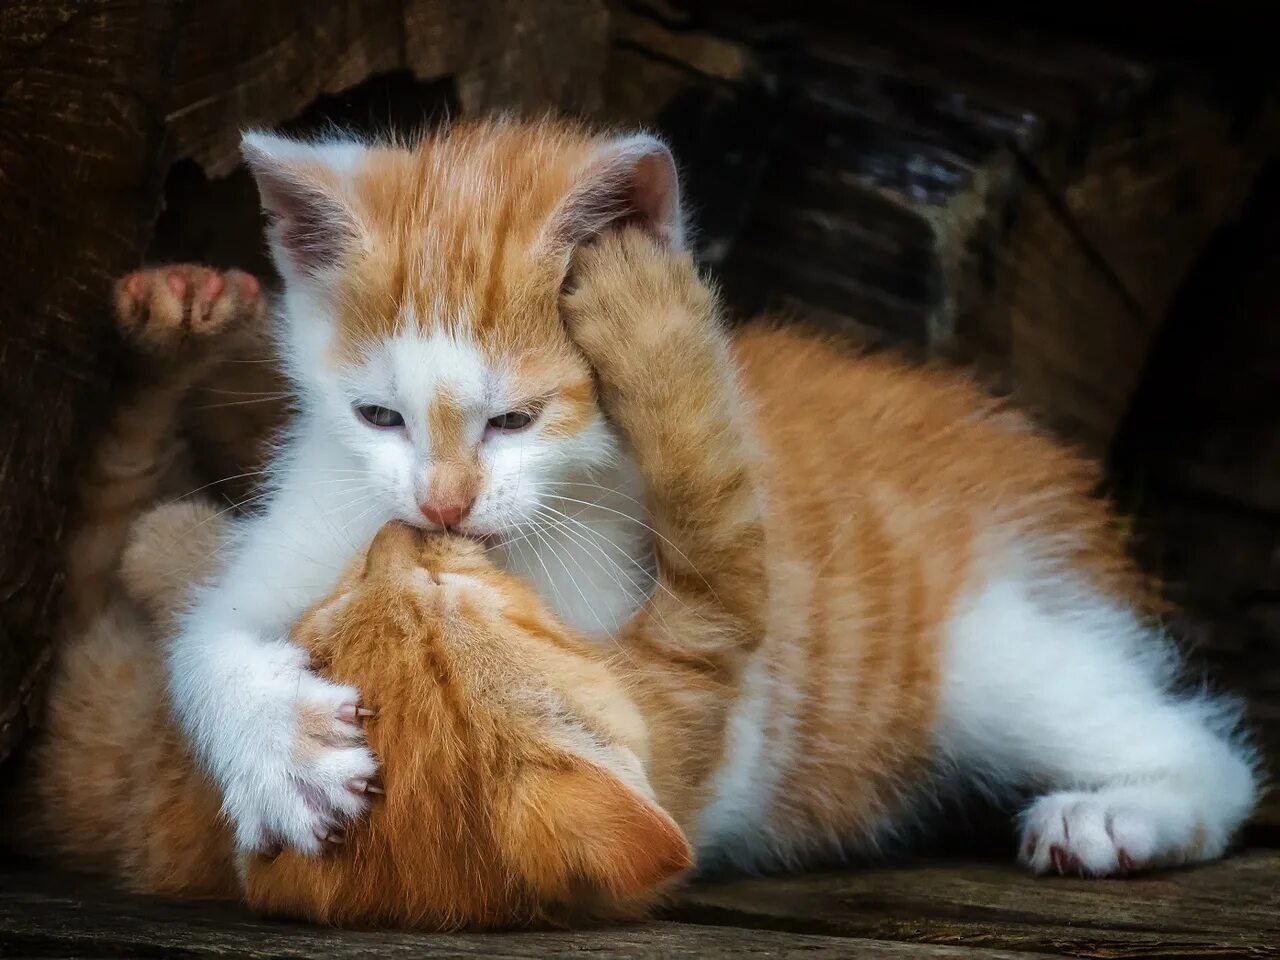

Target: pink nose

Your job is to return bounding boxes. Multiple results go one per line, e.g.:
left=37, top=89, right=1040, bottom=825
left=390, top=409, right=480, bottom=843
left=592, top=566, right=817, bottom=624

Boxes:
left=419, top=499, right=470, bottom=530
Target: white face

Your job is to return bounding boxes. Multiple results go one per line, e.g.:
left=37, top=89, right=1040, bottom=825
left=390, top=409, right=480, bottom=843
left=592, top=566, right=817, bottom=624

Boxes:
left=302, top=319, right=619, bottom=542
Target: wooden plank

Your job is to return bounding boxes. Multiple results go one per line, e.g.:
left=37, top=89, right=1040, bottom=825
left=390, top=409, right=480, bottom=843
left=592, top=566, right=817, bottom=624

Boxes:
left=168, top=0, right=609, bottom=177
left=673, top=850, right=1280, bottom=959
left=0, top=0, right=180, bottom=769
left=0, top=864, right=1025, bottom=959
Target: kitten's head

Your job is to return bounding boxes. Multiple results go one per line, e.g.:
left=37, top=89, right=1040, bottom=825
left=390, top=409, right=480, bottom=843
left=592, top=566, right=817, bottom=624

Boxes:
left=242, top=521, right=691, bottom=929
left=241, top=120, right=682, bottom=537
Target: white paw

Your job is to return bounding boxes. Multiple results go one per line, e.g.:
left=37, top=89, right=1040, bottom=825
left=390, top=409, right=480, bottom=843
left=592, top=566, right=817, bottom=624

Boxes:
left=212, top=642, right=382, bottom=855
left=1017, top=789, right=1215, bottom=877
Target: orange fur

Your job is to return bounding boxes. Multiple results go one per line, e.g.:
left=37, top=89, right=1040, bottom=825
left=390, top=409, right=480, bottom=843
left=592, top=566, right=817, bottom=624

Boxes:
left=243, top=524, right=690, bottom=928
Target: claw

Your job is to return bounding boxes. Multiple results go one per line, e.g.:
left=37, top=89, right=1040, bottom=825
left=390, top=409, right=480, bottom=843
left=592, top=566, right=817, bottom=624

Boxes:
left=337, top=704, right=377, bottom=724
left=1021, top=832, right=1040, bottom=862
left=313, top=825, right=345, bottom=845
left=348, top=776, right=385, bottom=796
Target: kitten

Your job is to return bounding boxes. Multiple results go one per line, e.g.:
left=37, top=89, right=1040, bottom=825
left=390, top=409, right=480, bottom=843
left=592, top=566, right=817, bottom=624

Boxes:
left=564, top=230, right=1260, bottom=876
left=168, top=122, right=670, bottom=855
left=23, top=228, right=1260, bottom=929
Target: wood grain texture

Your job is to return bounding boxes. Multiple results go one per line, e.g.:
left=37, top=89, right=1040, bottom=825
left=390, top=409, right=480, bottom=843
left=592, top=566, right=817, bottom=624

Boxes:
left=2, top=855, right=1277, bottom=957
left=674, top=851, right=1280, bottom=958
left=169, top=0, right=609, bottom=177
left=607, top=0, right=1280, bottom=455
left=0, top=864, right=1025, bottom=959
left=0, top=0, right=180, bottom=768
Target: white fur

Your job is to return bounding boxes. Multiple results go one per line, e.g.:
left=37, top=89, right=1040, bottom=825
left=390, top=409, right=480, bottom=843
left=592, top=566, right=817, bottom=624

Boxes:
left=938, top=550, right=1259, bottom=874
left=168, top=135, right=654, bottom=854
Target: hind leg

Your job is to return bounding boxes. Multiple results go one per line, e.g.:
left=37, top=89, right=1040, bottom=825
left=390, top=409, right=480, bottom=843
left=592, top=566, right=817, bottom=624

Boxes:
left=940, top=571, right=1260, bottom=876
left=65, top=265, right=265, bottom=628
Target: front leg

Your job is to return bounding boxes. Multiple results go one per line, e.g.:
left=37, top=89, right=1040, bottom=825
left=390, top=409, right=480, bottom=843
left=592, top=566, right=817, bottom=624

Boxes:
left=167, top=429, right=388, bottom=854
left=562, top=230, right=767, bottom=648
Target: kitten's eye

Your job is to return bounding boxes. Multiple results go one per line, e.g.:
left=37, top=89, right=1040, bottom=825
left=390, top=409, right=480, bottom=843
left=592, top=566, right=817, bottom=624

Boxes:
left=487, top=410, right=535, bottom=432
left=355, top=404, right=405, bottom=428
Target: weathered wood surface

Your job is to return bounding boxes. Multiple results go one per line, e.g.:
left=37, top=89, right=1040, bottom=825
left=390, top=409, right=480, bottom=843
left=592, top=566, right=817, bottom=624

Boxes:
left=166, top=0, right=608, bottom=177
left=3, top=854, right=1277, bottom=959
left=0, top=863, right=1026, bottom=960
left=674, top=851, right=1280, bottom=959
left=606, top=0, right=1280, bottom=455
left=0, top=0, right=179, bottom=773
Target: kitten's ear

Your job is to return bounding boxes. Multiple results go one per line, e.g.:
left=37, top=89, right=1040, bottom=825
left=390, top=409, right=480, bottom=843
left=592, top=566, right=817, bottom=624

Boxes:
left=506, top=762, right=692, bottom=900
left=240, top=132, right=364, bottom=279
left=554, top=134, right=684, bottom=251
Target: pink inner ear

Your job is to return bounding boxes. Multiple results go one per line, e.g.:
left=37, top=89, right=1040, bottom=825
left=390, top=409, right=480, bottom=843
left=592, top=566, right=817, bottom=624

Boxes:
left=629, top=150, right=681, bottom=244
left=554, top=135, right=684, bottom=251
left=242, top=142, right=359, bottom=278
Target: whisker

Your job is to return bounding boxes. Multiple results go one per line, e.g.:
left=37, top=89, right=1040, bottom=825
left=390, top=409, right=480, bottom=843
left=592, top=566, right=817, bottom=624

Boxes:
left=192, top=397, right=294, bottom=410
left=522, top=520, right=586, bottom=631
left=532, top=513, right=656, bottom=637
left=541, top=491, right=722, bottom=605
left=193, top=387, right=292, bottom=398
left=539, top=479, right=648, bottom=511
left=533, top=506, right=688, bottom=640
left=165, top=470, right=268, bottom=504
left=534, top=503, right=688, bottom=611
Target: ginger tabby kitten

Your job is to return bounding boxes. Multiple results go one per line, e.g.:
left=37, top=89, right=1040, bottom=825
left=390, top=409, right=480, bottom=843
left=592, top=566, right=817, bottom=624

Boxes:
left=16, top=121, right=1262, bottom=929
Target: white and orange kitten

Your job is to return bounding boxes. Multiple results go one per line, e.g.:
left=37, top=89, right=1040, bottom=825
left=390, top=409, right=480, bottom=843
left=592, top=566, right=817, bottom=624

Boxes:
left=172, top=124, right=665, bottom=854
left=169, top=119, right=1260, bottom=875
